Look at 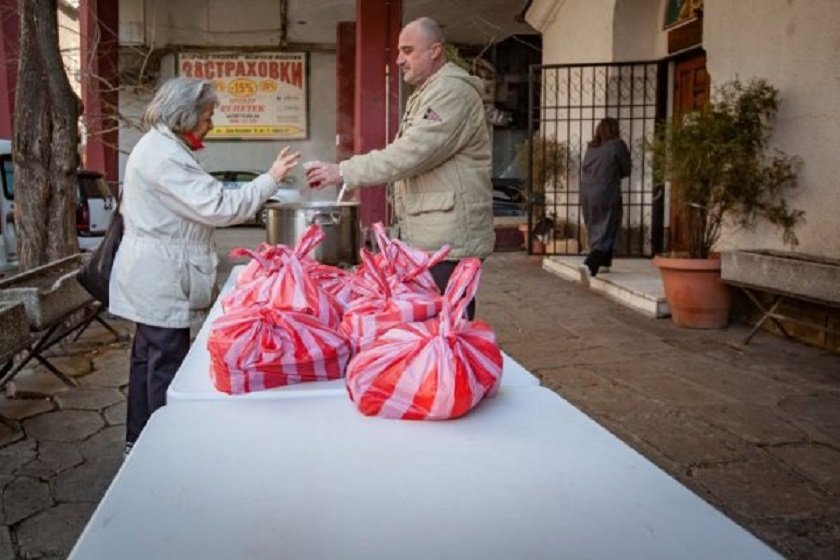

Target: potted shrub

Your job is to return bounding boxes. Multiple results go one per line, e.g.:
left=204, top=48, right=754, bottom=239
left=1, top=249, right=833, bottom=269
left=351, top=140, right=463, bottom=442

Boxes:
left=516, top=134, right=567, bottom=254
left=647, top=78, right=803, bottom=328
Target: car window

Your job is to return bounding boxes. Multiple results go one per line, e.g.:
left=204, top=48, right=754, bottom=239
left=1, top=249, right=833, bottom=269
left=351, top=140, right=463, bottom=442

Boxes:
left=232, top=172, right=258, bottom=182
left=78, top=175, right=113, bottom=199
left=211, top=171, right=259, bottom=190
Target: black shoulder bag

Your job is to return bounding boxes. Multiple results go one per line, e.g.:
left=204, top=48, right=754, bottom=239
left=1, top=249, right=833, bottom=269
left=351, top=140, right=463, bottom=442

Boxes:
left=76, top=206, right=124, bottom=307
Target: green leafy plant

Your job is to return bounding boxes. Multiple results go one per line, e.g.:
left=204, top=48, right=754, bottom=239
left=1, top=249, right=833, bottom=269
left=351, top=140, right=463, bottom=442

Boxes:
left=514, top=135, right=568, bottom=251
left=647, top=78, right=803, bottom=258
left=515, top=134, right=567, bottom=197
left=445, top=44, right=471, bottom=72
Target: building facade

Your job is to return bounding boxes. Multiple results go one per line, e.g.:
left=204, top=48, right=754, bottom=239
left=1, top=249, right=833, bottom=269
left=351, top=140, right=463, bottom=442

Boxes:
left=525, top=0, right=840, bottom=261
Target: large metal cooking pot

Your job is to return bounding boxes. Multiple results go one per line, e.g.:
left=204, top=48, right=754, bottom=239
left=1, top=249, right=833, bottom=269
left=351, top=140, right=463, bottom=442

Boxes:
left=263, top=201, right=360, bottom=265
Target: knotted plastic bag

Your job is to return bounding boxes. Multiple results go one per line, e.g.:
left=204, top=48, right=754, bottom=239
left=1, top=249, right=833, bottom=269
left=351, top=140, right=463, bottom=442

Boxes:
left=345, top=258, right=502, bottom=420
left=208, top=306, right=353, bottom=394
left=222, top=229, right=343, bottom=328
left=340, top=248, right=443, bottom=351
left=357, top=222, right=450, bottom=296
left=231, top=223, right=328, bottom=288
left=232, top=243, right=292, bottom=287
left=224, top=224, right=338, bottom=307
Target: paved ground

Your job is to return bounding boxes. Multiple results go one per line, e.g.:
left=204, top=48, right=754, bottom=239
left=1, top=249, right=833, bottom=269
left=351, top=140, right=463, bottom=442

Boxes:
left=1, top=227, right=839, bottom=559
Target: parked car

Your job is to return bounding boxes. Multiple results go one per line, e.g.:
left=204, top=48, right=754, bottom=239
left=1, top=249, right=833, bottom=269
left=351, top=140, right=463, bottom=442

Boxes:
left=492, top=178, right=526, bottom=217
left=75, top=170, right=117, bottom=250
left=0, top=140, right=116, bottom=258
left=209, top=170, right=264, bottom=226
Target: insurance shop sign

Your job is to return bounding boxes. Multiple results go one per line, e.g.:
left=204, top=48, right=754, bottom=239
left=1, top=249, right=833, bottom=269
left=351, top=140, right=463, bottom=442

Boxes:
left=178, top=52, right=308, bottom=140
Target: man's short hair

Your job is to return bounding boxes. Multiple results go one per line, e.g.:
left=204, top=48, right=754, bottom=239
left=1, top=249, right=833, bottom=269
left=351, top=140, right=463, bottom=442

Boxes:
left=410, top=17, right=445, bottom=44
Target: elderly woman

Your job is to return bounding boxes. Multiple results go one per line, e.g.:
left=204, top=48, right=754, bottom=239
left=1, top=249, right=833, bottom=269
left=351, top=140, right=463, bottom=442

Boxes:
left=111, top=77, right=300, bottom=453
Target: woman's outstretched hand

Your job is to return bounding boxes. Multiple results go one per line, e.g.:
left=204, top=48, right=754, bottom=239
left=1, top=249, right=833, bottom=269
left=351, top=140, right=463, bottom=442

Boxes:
left=268, top=147, right=301, bottom=183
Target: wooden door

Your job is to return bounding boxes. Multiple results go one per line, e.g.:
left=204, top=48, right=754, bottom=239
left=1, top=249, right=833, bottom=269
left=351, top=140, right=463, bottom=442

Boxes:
left=670, top=52, right=709, bottom=253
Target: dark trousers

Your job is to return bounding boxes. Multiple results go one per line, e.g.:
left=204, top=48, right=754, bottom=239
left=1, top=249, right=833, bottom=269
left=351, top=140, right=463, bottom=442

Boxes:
left=430, top=260, right=477, bottom=320
left=126, top=323, right=190, bottom=444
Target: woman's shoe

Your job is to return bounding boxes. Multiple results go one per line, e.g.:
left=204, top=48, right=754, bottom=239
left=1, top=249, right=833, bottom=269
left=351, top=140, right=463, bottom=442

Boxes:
left=577, top=265, right=591, bottom=287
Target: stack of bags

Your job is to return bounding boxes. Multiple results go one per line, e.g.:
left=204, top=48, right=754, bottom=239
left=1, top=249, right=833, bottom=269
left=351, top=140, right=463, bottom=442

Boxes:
left=207, top=222, right=502, bottom=420
left=208, top=226, right=350, bottom=393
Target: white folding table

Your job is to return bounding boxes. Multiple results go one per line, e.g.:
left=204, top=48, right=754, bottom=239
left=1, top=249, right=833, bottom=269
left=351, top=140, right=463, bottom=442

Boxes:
left=167, top=265, right=539, bottom=403
left=69, top=387, right=780, bottom=560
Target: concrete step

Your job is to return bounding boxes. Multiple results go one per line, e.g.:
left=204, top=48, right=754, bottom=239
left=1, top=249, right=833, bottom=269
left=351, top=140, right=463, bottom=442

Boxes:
left=542, top=255, right=670, bottom=318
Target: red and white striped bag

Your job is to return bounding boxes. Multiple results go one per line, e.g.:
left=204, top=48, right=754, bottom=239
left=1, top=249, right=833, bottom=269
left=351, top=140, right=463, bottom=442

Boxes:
left=231, top=224, right=324, bottom=288
left=231, top=243, right=292, bottom=287
left=308, top=262, right=363, bottom=311
left=223, top=225, right=342, bottom=312
left=222, top=247, right=285, bottom=311
left=207, top=306, right=353, bottom=394
left=340, top=249, right=443, bottom=351
left=358, top=222, right=451, bottom=296
left=345, top=258, right=503, bottom=420
left=222, top=239, right=343, bottom=328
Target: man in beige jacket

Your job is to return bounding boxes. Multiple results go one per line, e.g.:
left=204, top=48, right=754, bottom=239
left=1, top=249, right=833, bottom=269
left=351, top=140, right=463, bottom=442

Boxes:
left=305, top=17, right=494, bottom=318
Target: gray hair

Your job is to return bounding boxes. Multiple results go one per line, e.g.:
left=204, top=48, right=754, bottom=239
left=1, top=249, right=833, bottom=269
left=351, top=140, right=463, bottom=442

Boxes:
left=409, top=17, right=446, bottom=44
left=142, top=77, right=218, bottom=133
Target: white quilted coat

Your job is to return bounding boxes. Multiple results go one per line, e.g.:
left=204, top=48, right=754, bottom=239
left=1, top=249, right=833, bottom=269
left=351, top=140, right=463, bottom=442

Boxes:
left=110, top=126, right=279, bottom=328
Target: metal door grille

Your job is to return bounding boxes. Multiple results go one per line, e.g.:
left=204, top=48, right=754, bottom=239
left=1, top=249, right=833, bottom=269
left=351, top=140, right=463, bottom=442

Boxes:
left=527, top=61, right=667, bottom=257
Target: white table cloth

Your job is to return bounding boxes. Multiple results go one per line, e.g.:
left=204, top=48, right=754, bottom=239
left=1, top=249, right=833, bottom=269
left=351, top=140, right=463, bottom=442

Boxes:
left=70, top=387, right=779, bottom=560
left=167, top=265, right=539, bottom=403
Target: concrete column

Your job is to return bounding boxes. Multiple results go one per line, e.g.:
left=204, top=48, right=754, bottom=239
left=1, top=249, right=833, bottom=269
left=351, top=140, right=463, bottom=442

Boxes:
left=80, top=0, right=119, bottom=185
left=0, top=0, right=18, bottom=139
left=354, top=0, right=401, bottom=227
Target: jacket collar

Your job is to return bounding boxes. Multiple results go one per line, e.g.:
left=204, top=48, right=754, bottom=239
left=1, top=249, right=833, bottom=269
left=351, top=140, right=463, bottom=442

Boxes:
left=402, top=62, right=455, bottom=133
left=409, top=61, right=451, bottom=100
left=154, top=125, right=200, bottom=163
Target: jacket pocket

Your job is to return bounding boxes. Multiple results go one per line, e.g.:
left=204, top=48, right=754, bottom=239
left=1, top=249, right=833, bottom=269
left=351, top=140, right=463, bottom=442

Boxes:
left=186, top=255, right=217, bottom=310
left=403, top=191, right=455, bottom=215
left=402, top=190, right=461, bottom=251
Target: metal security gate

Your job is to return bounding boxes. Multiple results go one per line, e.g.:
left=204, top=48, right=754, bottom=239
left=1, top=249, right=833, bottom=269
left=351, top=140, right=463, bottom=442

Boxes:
left=526, top=61, right=667, bottom=257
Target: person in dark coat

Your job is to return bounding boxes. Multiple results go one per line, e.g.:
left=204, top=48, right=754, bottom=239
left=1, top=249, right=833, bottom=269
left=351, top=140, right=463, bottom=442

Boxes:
left=580, top=117, right=631, bottom=276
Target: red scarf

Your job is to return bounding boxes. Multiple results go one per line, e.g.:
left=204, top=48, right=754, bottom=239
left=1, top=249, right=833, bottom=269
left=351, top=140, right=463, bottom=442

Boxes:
left=182, top=132, right=205, bottom=151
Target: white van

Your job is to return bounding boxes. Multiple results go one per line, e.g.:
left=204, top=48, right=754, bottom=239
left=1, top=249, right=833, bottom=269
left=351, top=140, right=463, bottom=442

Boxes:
left=0, top=140, right=116, bottom=266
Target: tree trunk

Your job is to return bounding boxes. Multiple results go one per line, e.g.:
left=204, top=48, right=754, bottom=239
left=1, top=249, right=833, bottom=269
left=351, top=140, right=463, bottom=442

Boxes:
left=12, top=0, right=80, bottom=271
left=13, top=0, right=51, bottom=269
left=36, top=0, right=79, bottom=260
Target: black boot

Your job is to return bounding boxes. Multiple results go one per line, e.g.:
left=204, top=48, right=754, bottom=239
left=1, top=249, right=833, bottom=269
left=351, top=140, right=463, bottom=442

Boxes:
left=584, top=253, right=600, bottom=277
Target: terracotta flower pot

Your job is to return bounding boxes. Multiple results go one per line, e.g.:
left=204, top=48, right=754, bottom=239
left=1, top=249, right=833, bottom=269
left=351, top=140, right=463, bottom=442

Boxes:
left=518, top=223, right=529, bottom=250
left=653, top=255, right=731, bottom=329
